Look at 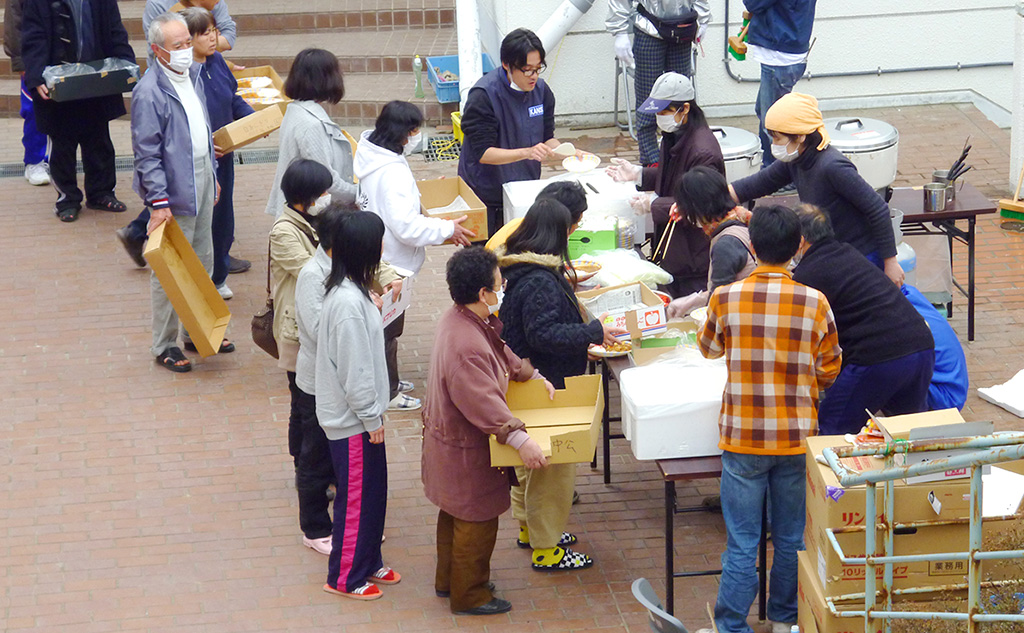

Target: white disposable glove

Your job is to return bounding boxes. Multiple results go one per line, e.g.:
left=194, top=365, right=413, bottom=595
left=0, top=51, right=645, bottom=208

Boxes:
left=697, top=23, right=707, bottom=43
left=606, top=157, right=642, bottom=184
left=614, top=34, right=635, bottom=68
left=629, top=192, right=653, bottom=216
left=667, top=292, right=704, bottom=319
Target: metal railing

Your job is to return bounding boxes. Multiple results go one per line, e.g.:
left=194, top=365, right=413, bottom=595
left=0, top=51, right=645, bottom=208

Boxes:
left=821, top=433, right=1024, bottom=633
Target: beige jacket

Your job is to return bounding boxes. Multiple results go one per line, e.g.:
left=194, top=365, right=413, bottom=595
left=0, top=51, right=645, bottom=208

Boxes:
left=270, top=208, right=319, bottom=348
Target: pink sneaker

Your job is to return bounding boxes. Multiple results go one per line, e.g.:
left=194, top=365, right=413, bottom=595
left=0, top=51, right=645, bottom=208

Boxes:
left=302, top=535, right=332, bottom=555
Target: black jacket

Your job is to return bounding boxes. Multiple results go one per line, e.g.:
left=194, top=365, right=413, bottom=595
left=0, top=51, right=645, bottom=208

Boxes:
left=641, top=122, right=726, bottom=290
left=21, top=0, right=135, bottom=134
left=497, top=250, right=603, bottom=389
left=793, top=238, right=933, bottom=367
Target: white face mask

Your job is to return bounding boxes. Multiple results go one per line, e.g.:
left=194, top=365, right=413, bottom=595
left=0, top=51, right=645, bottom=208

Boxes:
left=656, top=112, right=682, bottom=134
left=404, top=132, right=421, bottom=156
left=308, top=193, right=331, bottom=216
left=487, top=289, right=504, bottom=315
left=771, top=141, right=800, bottom=163
left=161, top=46, right=194, bottom=74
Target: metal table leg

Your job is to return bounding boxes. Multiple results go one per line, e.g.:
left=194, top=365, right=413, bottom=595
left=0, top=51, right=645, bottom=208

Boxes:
left=967, top=216, right=976, bottom=341
left=666, top=479, right=675, bottom=615
left=602, top=360, right=612, bottom=484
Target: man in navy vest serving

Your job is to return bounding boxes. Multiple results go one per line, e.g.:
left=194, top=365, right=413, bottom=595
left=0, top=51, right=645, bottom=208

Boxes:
left=458, top=28, right=567, bottom=236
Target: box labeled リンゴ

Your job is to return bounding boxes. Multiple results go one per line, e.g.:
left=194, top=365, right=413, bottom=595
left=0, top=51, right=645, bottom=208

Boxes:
left=416, top=176, right=489, bottom=242
left=143, top=218, right=231, bottom=358
left=213, top=103, right=285, bottom=153
left=489, top=375, right=603, bottom=467
left=576, top=282, right=666, bottom=341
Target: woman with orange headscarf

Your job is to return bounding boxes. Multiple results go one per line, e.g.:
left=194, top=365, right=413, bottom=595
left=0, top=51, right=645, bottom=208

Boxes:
left=729, top=92, right=904, bottom=286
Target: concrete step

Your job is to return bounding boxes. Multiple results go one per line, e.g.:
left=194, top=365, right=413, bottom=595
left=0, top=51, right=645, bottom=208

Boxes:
left=0, top=72, right=460, bottom=127
left=0, top=27, right=457, bottom=78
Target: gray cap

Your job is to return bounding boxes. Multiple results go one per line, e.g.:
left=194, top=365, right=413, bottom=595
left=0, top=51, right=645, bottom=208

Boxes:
left=638, top=72, right=695, bottom=114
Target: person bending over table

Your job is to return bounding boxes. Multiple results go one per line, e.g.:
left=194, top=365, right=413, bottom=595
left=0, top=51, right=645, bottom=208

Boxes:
left=497, top=198, right=625, bottom=572
left=695, top=205, right=841, bottom=633
left=792, top=204, right=934, bottom=436
left=666, top=166, right=756, bottom=318
left=606, top=72, right=724, bottom=297
left=422, top=247, right=551, bottom=616
left=459, top=28, right=577, bottom=236
left=729, top=92, right=905, bottom=287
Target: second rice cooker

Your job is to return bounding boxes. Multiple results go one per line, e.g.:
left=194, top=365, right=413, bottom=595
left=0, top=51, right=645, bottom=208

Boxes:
left=824, top=117, right=899, bottom=191
left=712, top=126, right=761, bottom=183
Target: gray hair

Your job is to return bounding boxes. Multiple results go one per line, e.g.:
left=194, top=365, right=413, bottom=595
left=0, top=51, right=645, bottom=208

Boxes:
left=148, top=13, right=188, bottom=47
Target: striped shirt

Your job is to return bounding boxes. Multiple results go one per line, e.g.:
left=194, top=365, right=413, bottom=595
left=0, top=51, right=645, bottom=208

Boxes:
left=698, top=265, right=842, bottom=455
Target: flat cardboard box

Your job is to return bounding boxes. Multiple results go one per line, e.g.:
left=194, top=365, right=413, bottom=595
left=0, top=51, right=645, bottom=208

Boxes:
left=576, top=282, right=666, bottom=341
left=232, top=66, right=290, bottom=111
left=630, top=321, right=697, bottom=366
left=47, top=60, right=138, bottom=102
left=143, top=218, right=231, bottom=358
left=212, top=103, right=284, bottom=153
left=416, top=176, right=489, bottom=243
left=875, top=410, right=993, bottom=484
left=489, top=374, right=603, bottom=467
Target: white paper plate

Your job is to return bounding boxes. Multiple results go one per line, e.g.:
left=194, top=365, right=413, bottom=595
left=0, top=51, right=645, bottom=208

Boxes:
left=689, top=306, right=708, bottom=325
left=589, top=343, right=631, bottom=358
left=562, top=154, right=601, bottom=173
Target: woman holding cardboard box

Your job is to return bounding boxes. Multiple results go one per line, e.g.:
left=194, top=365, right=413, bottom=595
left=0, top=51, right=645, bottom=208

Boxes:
left=422, top=246, right=551, bottom=615
left=496, top=198, right=624, bottom=571
left=354, top=100, right=476, bottom=412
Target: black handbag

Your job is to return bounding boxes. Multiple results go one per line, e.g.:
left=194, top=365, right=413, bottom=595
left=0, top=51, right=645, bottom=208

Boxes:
left=636, top=4, right=699, bottom=45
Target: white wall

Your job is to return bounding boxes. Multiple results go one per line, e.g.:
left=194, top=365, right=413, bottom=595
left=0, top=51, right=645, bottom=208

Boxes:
left=484, top=0, right=1015, bottom=127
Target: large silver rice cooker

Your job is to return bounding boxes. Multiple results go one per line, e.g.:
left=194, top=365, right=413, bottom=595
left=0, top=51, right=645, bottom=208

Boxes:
left=712, top=126, right=762, bottom=183
left=823, top=117, right=899, bottom=192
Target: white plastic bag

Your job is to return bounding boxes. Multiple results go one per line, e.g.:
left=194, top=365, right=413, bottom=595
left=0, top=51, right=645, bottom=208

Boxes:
left=589, top=249, right=673, bottom=287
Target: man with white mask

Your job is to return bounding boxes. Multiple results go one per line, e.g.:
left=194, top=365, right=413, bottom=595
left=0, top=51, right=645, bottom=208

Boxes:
left=132, top=12, right=228, bottom=373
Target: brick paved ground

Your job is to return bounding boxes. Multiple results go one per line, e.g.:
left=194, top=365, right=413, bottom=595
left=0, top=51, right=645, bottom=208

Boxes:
left=1, top=103, right=1022, bottom=633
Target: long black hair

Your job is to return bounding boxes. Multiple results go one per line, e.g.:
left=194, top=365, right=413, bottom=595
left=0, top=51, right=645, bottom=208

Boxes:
left=324, top=211, right=385, bottom=298
left=674, top=166, right=736, bottom=227
left=368, top=101, right=424, bottom=155
left=505, top=198, right=573, bottom=261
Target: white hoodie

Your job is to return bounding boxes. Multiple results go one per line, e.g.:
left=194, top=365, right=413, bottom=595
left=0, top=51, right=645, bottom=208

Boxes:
left=353, top=130, right=455, bottom=276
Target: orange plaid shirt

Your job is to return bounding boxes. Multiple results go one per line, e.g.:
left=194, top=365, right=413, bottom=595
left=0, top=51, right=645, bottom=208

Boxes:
left=698, top=265, right=842, bottom=455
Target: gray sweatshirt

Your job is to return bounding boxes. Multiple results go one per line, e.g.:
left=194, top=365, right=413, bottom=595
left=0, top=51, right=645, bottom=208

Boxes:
left=315, top=278, right=389, bottom=440
left=294, top=246, right=331, bottom=395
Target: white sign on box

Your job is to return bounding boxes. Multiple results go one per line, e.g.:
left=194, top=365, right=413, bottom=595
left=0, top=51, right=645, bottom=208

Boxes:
left=381, top=276, right=413, bottom=328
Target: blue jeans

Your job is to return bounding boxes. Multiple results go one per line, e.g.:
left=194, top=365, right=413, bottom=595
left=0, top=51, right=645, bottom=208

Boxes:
left=715, top=451, right=805, bottom=633
left=755, top=62, right=806, bottom=169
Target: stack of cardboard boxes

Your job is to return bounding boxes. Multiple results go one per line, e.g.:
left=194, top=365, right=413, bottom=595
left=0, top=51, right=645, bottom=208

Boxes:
left=798, top=410, right=1024, bottom=633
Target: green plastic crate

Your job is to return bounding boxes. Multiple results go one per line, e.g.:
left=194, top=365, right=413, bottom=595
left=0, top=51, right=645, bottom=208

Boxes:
left=568, top=230, right=616, bottom=259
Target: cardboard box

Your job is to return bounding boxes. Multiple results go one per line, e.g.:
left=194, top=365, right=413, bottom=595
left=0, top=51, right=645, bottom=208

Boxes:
left=619, top=356, right=726, bottom=460
left=232, top=66, right=290, bottom=111
left=143, top=218, right=231, bottom=358
left=380, top=276, right=412, bottom=329
left=874, top=411, right=993, bottom=484
left=576, top=282, right=666, bottom=341
left=799, top=551, right=884, bottom=633
left=212, top=104, right=284, bottom=153
left=630, top=321, right=697, bottom=366
left=489, top=375, right=603, bottom=467
left=805, top=429, right=1024, bottom=600
left=417, top=176, right=489, bottom=242
left=46, top=59, right=139, bottom=102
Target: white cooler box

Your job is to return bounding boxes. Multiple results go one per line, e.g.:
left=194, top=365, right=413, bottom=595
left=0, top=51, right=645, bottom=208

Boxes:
left=619, top=360, right=726, bottom=460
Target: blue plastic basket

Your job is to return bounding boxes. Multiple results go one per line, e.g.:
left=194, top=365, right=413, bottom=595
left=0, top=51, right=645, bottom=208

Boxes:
left=425, top=54, right=495, bottom=103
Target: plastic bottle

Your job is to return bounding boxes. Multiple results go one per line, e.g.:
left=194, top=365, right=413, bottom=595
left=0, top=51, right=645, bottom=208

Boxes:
left=413, top=55, right=425, bottom=99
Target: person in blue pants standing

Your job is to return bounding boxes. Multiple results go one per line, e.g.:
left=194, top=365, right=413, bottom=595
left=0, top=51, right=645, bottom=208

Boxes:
left=4, top=0, right=50, bottom=186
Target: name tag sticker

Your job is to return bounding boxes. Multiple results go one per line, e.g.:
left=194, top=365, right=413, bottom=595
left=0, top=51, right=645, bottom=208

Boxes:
left=529, top=105, right=544, bottom=118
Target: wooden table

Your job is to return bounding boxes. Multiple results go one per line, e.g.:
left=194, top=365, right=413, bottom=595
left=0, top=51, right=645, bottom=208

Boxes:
left=889, top=183, right=995, bottom=341
left=656, top=456, right=767, bottom=619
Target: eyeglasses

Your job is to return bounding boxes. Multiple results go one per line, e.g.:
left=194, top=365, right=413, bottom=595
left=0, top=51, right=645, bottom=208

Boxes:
left=517, top=64, right=546, bottom=78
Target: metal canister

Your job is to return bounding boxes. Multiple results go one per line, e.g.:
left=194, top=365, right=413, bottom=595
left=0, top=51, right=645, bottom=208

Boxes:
left=932, top=169, right=956, bottom=204
left=923, top=183, right=947, bottom=212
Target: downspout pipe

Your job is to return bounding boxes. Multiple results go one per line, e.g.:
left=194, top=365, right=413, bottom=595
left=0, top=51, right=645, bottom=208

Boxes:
left=722, top=0, right=1011, bottom=84
left=535, top=0, right=597, bottom=57
left=457, top=0, right=484, bottom=110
